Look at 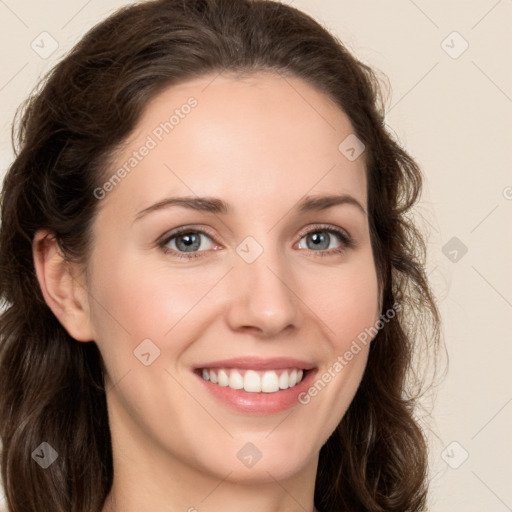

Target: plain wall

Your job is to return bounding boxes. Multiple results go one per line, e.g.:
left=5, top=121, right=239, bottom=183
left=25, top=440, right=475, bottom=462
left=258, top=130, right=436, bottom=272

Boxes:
left=1, top=1, right=511, bottom=510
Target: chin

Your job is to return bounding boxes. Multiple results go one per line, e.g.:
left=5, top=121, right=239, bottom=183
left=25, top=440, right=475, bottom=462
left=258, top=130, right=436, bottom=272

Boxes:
left=201, top=435, right=318, bottom=484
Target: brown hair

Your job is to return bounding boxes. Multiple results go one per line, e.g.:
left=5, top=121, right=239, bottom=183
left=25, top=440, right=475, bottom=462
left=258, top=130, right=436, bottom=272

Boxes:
left=0, top=0, right=440, bottom=510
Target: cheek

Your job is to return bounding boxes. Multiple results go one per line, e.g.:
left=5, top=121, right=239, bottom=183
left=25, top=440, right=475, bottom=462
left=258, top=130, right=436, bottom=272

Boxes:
left=293, top=253, right=379, bottom=428
left=301, top=254, right=380, bottom=351
left=87, top=253, right=229, bottom=354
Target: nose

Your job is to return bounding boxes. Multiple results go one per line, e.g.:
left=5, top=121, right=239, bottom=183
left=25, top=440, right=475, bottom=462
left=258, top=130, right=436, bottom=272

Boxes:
left=224, top=249, right=303, bottom=338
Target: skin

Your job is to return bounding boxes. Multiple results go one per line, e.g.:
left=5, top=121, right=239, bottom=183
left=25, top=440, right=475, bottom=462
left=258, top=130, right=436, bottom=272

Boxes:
left=33, top=71, right=380, bottom=512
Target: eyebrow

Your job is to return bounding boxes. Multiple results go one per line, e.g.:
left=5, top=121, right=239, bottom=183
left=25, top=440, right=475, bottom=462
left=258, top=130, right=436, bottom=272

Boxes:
left=298, top=194, right=366, bottom=215
left=135, top=196, right=228, bottom=221
left=134, top=193, right=366, bottom=221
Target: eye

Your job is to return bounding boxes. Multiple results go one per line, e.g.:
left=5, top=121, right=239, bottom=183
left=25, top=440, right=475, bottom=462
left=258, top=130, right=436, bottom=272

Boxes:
left=162, top=229, right=217, bottom=256
left=297, top=226, right=352, bottom=254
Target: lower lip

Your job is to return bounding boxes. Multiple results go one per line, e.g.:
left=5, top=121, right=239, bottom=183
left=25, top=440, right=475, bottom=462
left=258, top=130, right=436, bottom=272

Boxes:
left=195, top=369, right=317, bottom=415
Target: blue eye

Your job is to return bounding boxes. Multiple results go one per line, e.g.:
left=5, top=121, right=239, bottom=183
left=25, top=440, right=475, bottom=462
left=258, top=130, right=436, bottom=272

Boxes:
left=297, top=227, right=352, bottom=255
left=159, top=225, right=353, bottom=260
left=163, top=230, right=215, bottom=255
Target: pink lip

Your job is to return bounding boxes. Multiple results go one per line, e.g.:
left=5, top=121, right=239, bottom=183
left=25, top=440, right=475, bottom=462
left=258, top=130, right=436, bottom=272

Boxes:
left=194, top=356, right=316, bottom=371
left=195, top=368, right=317, bottom=415
left=193, top=357, right=318, bottom=415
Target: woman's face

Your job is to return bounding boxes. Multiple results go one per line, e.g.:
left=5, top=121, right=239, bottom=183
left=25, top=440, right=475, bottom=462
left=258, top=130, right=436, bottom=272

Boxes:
left=86, top=71, right=379, bottom=485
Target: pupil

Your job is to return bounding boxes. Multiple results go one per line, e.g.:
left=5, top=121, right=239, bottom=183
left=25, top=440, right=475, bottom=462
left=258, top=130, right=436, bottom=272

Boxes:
left=308, top=232, right=329, bottom=250
left=177, top=233, right=200, bottom=252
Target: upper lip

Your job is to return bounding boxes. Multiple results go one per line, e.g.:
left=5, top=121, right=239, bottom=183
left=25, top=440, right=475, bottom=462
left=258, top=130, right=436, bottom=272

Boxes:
left=195, top=357, right=316, bottom=371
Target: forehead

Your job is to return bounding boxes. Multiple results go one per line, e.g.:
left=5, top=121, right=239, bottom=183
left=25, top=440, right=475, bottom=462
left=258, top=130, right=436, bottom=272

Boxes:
left=100, top=71, right=367, bottom=217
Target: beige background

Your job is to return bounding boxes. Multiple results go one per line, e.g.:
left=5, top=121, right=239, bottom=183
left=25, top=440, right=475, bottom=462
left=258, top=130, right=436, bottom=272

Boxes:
left=1, top=1, right=511, bottom=510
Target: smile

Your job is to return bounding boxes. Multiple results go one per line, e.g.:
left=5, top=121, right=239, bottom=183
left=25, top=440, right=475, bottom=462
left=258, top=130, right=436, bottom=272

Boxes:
left=200, top=368, right=305, bottom=393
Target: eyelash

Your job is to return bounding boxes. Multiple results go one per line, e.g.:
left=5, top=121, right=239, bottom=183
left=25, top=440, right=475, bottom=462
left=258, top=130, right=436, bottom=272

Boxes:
left=158, top=224, right=354, bottom=260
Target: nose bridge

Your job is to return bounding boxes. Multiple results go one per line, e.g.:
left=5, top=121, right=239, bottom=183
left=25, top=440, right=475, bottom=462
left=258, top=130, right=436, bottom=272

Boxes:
left=225, top=238, right=302, bottom=336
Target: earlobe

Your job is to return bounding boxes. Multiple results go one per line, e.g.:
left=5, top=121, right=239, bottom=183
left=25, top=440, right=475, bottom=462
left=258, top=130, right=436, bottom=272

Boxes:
left=32, top=230, right=94, bottom=342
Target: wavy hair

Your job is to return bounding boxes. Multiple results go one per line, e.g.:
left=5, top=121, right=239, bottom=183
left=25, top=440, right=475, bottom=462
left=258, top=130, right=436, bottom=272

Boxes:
left=0, top=0, right=440, bottom=510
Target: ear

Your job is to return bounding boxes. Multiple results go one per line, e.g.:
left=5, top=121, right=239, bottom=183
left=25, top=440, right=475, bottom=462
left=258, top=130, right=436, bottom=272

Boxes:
left=33, top=230, right=94, bottom=342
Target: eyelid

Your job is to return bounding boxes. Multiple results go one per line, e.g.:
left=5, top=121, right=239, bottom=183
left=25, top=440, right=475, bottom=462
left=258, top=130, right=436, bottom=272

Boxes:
left=296, top=223, right=352, bottom=244
left=159, top=224, right=219, bottom=246
left=157, top=225, right=221, bottom=260
left=295, top=223, right=355, bottom=258
left=157, top=222, right=354, bottom=259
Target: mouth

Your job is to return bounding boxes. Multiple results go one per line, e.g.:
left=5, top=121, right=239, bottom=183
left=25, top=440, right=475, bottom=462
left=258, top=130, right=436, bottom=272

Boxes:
left=195, top=367, right=309, bottom=393
left=192, top=356, right=317, bottom=414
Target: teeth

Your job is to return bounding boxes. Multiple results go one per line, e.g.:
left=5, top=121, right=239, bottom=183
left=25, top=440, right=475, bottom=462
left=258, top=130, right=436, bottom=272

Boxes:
left=218, top=369, right=229, bottom=387
left=244, top=370, right=261, bottom=392
left=279, top=371, right=289, bottom=390
left=229, top=369, right=244, bottom=390
left=261, top=371, right=279, bottom=393
left=200, top=368, right=306, bottom=393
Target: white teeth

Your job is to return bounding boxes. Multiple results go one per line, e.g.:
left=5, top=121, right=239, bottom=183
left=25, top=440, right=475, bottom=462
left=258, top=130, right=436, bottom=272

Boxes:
left=244, top=370, right=261, bottom=392
left=229, top=370, right=244, bottom=390
left=200, top=368, right=306, bottom=393
left=278, top=371, right=289, bottom=390
left=261, top=371, right=279, bottom=393
left=289, top=369, right=298, bottom=387
left=217, top=369, right=229, bottom=387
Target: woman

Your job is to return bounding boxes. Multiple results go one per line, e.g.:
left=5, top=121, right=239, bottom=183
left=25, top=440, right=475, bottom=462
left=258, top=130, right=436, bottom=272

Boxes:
left=0, top=0, right=439, bottom=510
